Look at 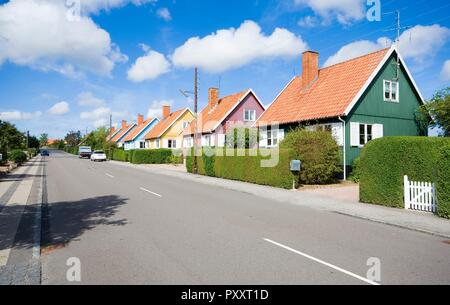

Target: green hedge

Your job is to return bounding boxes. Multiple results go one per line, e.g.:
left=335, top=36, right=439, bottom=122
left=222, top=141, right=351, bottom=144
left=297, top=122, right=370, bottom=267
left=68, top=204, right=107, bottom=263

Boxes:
left=360, top=137, right=450, bottom=209
left=187, top=148, right=298, bottom=189
left=131, top=149, right=175, bottom=164
left=112, top=149, right=129, bottom=162
left=437, top=145, right=450, bottom=218
left=8, top=149, right=28, bottom=165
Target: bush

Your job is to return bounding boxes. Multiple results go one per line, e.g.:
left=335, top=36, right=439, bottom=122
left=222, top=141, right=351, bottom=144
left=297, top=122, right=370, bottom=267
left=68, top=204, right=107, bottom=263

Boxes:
left=131, top=149, right=173, bottom=164
left=27, top=148, right=38, bottom=158
left=280, top=128, right=341, bottom=184
left=8, top=149, right=28, bottom=165
left=437, top=145, right=450, bottom=218
left=349, top=157, right=361, bottom=183
left=225, top=127, right=258, bottom=148
left=187, top=148, right=298, bottom=189
left=360, top=137, right=450, bottom=209
left=112, top=149, right=129, bottom=162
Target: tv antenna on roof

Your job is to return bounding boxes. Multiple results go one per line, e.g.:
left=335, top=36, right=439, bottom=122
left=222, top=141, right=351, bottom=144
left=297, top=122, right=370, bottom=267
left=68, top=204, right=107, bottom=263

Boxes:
left=383, top=10, right=412, bottom=80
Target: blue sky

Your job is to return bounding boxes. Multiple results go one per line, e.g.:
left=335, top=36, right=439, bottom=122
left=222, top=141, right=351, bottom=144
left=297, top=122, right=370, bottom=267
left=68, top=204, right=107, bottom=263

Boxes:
left=0, top=0, right=449, bottom=138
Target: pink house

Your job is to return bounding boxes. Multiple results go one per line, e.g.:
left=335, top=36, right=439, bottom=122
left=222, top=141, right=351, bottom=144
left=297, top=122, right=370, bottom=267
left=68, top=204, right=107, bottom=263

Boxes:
left=183, top=88, right=266, bottom=148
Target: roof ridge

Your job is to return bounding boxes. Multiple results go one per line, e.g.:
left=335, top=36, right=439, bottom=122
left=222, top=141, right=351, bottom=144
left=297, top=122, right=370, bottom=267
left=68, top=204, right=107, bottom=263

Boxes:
left=319, top=47, right=390, bottom=71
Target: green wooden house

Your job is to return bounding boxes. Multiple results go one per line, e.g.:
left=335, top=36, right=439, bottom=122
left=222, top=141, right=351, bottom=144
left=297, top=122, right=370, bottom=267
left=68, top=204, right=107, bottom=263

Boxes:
left=256, top=46, right=425, bottom=178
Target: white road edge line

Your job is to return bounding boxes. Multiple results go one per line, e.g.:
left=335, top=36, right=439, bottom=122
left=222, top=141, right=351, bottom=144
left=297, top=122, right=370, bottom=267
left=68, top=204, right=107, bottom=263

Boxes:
left=263, top=238, right=380, bottom=286
left=139, top=187, right=162, bottom=198
left=105, top=173, right=114, bottom=178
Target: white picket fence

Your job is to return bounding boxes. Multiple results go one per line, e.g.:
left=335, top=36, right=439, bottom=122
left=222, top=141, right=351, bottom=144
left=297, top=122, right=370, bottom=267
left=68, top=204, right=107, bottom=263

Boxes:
left=404, top=175, right=437, bottom=213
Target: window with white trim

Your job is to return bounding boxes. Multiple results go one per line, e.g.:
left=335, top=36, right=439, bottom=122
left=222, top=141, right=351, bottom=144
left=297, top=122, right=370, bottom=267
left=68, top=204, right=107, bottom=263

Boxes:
left=384, top=80, right=399, bottom=102
left=139, top=141, right=146, bottom=149
left=155, top=139, right=160, bottom=149
left=267, top=129, right=278, bottom=147
left=359, top=124, right=373, bottom=146
left=182, top=121, right=190, bottom=129
left=243, top=109, right=256, bottom=122
left=168, top=139, right=177, bottom=149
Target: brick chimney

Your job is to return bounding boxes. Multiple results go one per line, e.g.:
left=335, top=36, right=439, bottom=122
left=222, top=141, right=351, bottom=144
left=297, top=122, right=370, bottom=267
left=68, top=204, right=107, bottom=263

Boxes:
left=121, top=120, right=127, bottom=129
left=162, top=105, right=171, bottom=120
left=208, top=88, right=219, bottom=109
left=111, top=126, right=116, bottom=134
left=302, top=51, right=319, bottom=90
left=137, top=114, right=144, bottom=125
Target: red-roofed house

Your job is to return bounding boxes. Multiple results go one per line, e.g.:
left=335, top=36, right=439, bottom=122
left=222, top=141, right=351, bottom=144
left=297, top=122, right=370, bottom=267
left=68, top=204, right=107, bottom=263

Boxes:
left=110, top=120, right=137, bottom=148
left=183, top=88, right=265, bottom=148
left=123, top=114, right=159, bottom=151
left=256, top=45, right=425, bottom=177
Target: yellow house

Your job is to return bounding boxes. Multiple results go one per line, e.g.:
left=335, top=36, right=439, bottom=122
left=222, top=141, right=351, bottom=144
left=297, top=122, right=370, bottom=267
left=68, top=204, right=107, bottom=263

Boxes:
left=144, top=106, right=195, bottom=149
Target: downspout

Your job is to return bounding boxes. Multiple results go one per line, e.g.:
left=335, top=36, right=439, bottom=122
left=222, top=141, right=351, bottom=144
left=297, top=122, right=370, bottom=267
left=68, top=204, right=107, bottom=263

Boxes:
left=338, top=116, right=347, bottom=181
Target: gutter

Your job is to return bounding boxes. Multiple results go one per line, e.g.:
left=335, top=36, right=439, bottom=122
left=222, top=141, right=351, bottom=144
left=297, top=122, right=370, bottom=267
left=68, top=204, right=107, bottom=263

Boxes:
left=338, top=116, right=347, bottom=181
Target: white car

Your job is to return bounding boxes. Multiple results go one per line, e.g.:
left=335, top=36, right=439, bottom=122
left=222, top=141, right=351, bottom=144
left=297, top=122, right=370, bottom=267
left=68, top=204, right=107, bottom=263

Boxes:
left=90, top=150, right=107, bottom=162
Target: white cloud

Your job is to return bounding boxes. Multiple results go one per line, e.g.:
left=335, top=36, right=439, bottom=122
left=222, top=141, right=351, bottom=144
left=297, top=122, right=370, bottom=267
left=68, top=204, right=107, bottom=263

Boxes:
left=171, top=20, right=308, bottom=73
left=80, top=106, right=130, bottom=128
left=147, top=100, right=173, bottom=119
left=77, top=92, right=105, bottom=107
left=295, top=0, right=365, bottom=25
left=79, top=0, right=156, bottom=15
left=48, top=101, right=70, bottom=115
left=80, top=107, right=111, bottom=120
left=127, top=50, right=171, bottom=82
left=324, top=24, right=450, bottom=67
left=157, top=7, right=172, bottom=21
left=298, top=16, right=319, bottom=28
left=0, top=110, right=42, bottom=121
left=397, top=25, right=450, bottom=63
left=441, top=60, right=450, bottom=81
left=324, top=38, right=390, bottom=67
left=0, top=0, right=128, bottom=77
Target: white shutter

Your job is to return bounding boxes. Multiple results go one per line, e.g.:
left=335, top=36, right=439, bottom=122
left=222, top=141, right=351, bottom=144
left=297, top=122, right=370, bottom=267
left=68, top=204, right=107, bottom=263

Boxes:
left=350, top=122, right=360, bottom=147
left=218, top=134, right=225, bottom=147
left=201, top=136, right=206, bottom=146
left=331, top=123, right=344, bottom=146
left=210, top=135, right=215, bottom=147
left=259, top=129, right=267, bottom=148
left=163, top=139, right=168, bottom=148
left=373, top=124, right=384, bottom=139
left=277, top=129, right=285, bottom=144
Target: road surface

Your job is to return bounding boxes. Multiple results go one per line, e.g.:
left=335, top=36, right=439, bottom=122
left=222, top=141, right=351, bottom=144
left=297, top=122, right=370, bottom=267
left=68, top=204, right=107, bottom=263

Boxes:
left=41, top=151, right=450, bottom=285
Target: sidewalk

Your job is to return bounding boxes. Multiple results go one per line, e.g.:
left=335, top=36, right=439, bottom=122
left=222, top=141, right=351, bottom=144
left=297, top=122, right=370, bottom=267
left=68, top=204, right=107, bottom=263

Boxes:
left=110, top=160, right=450, bottom=238
left=0, top=157, right=43, bottom=285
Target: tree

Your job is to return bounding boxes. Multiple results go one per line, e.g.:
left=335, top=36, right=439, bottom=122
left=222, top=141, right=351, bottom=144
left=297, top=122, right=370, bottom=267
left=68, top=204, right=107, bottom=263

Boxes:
left=50, top=139, right=66, bottom=150
left=65, top=130, right=82, bottom=147
left=0, top=120, right=25, bottom=163
left=28, top=136, right=40, bottom=150
left=418, top=87, right=450, bottom=136
left=39, top=133, right=49, bottom=147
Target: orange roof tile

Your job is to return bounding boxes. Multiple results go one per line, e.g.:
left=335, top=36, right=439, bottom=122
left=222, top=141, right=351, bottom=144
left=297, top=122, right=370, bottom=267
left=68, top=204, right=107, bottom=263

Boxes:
left=184, top=90, right=249, bottom=135
left=144, top=108, right=190, bottom=140
left=111, top=124, right=135, bottom=142
left=257, top=48, right=390, bottom=126
left=123, top=118, right=155, bottom=142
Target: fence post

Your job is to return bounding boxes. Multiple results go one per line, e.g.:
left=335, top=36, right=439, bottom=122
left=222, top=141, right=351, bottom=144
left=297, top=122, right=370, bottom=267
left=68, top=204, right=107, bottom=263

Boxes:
left=404, top=175, right=409, bottom=210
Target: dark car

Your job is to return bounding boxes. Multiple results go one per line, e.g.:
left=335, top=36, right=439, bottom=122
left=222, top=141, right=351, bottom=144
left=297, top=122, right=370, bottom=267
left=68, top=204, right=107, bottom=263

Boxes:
left=40, top=150, right=50, bottom=156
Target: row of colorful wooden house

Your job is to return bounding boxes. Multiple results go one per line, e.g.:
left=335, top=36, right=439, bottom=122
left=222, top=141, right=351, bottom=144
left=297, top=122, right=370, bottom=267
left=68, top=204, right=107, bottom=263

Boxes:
left=108, top=45, right=425, bottom=173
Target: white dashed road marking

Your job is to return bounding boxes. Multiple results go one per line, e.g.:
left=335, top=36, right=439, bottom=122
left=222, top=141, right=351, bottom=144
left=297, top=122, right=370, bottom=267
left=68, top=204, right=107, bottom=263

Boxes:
left=139, top=187, right=162, bottom=198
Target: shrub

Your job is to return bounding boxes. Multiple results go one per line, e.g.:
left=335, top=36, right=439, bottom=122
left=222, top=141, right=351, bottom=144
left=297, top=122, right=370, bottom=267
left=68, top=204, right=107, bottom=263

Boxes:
left=280, top=128, right=341, bottom=184
left=168, top=154, right=183, bottom=165
left=131, top=149, right=173, bottom=164
left=27, top=148, right=38, bottom=158
left=187, top=148, right=298, bottom=189
left=112, top=149, right=129, bottom=162
left=225, top=127, right=258, bottom=148
left=360, top=137, right=450, bottom=209
left=437, top=145, right=450, bottom=219
left=349, top=157, right=361, bottom=183
left=8, top=149, right=28, bottom=165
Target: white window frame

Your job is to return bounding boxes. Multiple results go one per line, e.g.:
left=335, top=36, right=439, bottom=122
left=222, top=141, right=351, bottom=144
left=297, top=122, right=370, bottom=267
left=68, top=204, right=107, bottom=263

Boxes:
left=358, top=124, right=373, bottom=147
left=168, top=139, right=177, bottom=149
left=155, top=139, right=160, bottom=149
left=267, top=129, right=278, bottom=147
left=383, top=80, right=399, bottom=103
left=139, top=141, right=146, bottom=149
left=243, top=109, right=256, bottom=122
left=182, top=121, right=190, bottom=129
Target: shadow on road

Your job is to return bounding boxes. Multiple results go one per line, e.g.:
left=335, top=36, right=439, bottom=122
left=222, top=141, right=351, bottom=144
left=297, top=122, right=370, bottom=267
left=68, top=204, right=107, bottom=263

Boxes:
left=0, top=195, right=128, bottom=252
left=42, top=195, right=128, bottom=252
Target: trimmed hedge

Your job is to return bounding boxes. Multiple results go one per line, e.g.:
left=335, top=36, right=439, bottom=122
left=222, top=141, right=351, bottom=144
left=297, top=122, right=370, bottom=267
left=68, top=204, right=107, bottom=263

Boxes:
left=360, top=137, right=450, bottom=209
left=112, top=149, right=129, bottom=162
left=187, top=148, right=298, bottom=189
left=130, top=149, right=175, bottom=164
left=8, top=149, right=28, bottom=165
left=437, top=145, right=450, bottom=218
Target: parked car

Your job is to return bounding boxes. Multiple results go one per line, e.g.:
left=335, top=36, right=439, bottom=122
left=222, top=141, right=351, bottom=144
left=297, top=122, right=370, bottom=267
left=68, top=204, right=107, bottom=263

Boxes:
left=40, top=149, right=50, bottom=156
left=91, top=150, right=107, bottom=162
left=78, top=146, right=92, bottom=159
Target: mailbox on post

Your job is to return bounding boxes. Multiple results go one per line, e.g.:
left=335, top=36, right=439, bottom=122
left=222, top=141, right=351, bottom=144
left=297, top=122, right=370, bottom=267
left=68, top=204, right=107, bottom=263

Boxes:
left=290, top=160, right=301, bottom=191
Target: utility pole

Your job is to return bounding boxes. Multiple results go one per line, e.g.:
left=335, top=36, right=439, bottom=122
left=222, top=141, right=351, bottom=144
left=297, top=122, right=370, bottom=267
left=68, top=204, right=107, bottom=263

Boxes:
left=109, top=113, right=112, bottom=160
left=193, top=67, right=199, bottom=174
left=26, top=130, right=29, bottom=149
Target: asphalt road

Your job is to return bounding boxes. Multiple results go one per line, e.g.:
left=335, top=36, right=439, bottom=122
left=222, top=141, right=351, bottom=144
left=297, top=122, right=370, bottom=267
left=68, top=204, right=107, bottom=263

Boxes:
left=41, top=150, right=450, bottom=285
